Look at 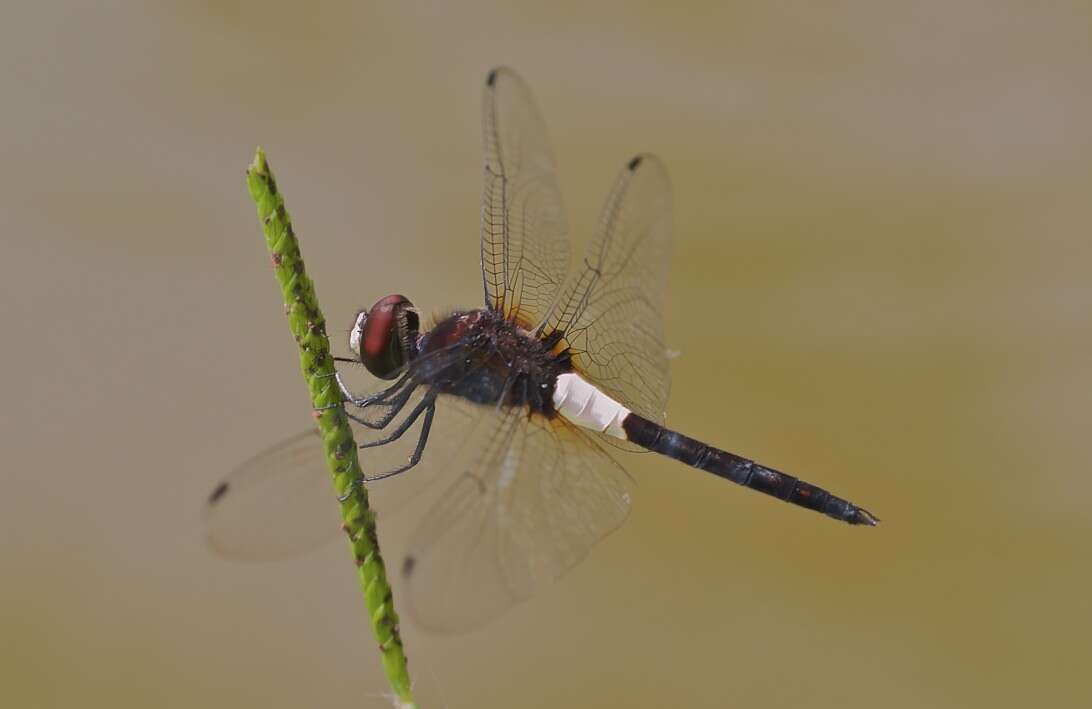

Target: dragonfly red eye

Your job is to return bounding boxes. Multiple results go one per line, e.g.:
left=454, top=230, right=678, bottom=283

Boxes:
left=349, top=294, right=419, bottom=379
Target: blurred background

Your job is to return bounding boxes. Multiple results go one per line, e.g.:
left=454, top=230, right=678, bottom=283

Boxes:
left=3, top=2, right=1090, bottom=707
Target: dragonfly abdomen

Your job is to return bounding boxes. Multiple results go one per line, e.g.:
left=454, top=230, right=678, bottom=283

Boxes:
left=621, top=413, right=879, bottom=526
left=551, top=372, right=878, bottom=525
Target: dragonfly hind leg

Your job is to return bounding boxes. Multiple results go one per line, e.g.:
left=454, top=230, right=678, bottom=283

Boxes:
left=337, top=394, right=437, bottom=501
left=359, top=394, right=435, bottom=450
left=364, top=401, right=436, bottom=482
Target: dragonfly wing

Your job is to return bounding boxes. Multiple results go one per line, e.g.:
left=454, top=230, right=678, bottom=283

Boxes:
left=401, top=409, right=635, bottom=633
left=204, top=429, right=341, bottom=560
left=545, top=154, right=674, bottom=427
left=204, top=387, right=493, bottom=560
left=480, top=67, right=570, bottom=327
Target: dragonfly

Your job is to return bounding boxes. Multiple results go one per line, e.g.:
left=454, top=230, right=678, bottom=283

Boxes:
left=206, top=67, right=878, bottom=633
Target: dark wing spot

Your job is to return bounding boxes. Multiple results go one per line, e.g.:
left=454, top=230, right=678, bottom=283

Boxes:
left=402, top=554, right=416, bottom=577
left=208, top=481, right=229, bottom=505
left=486, top=69, right=498, bottom=87
left=627, top=154, right=643, bottom=171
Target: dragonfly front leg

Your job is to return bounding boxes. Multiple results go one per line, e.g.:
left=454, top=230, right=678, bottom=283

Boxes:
left=344, top=383, right=418, bottom=430
left=311, top=369, right=412, bottom=417
left=337, top=369, right=413, bottom=408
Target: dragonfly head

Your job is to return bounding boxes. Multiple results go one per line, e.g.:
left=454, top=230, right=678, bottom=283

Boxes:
left=349, top=294, right=420, bottom=379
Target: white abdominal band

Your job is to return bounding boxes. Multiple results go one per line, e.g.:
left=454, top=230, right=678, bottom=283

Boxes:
left=552, top=373, right=631, bottom=440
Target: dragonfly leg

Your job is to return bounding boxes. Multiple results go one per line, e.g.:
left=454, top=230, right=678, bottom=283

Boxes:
left=345, top=383, right=417, bottom=430
left=337, top=398, right=436, bottom=500
left=364, top=400, right=436, bottom=482
left=338, top=370, right=412, bottom=408
left=310, top=369, right=413, bottom=416
left=358, top=392, right=434, bottom=449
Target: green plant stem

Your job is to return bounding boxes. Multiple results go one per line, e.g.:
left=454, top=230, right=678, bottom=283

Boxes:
left=245, top=148, right=416, bottom=708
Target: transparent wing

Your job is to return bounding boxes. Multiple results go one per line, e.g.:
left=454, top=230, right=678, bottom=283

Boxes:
left=400, top=409, right=635, bottom=633
left=480, top=66, right=570, bottom=328
left=204, top=429, right=340, bottom=560
left=203, top=389, right=484, bottom=560
left=544, top=154, right=673, bottom=425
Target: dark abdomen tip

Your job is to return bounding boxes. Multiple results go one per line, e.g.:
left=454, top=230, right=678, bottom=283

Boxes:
left=852, top=508, right=881, bottom=526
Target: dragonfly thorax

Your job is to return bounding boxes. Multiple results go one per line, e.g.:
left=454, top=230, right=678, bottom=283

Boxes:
left=414, top=308, right=572, bottom=414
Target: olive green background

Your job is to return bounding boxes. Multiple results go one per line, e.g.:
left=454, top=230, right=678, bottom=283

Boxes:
left=3, top=3, right=1090, bottom=708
